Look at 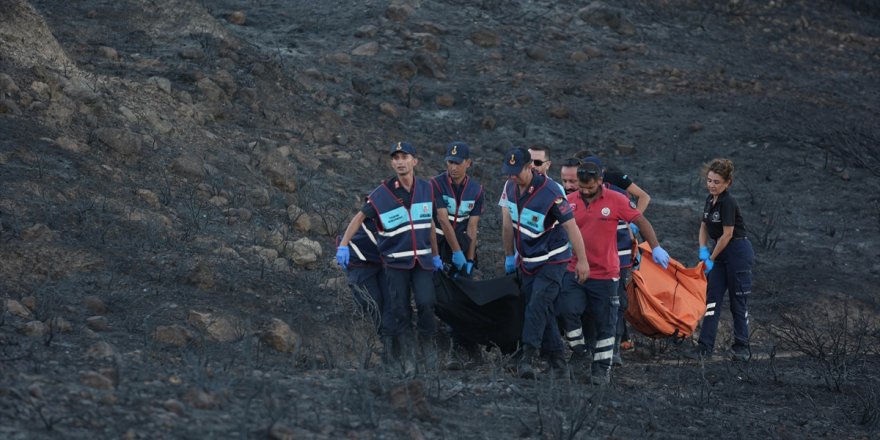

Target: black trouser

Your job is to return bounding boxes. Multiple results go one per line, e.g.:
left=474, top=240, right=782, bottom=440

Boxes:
left=698, top=239, right=754, bottom=351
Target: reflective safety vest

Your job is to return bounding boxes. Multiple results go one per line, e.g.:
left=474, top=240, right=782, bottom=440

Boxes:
left=607, top=184, right=636, bottom=268
left=369, top=178, right=435, bottom=269
left=503, top=173, right=571, bottom=272
left=432, top=173, right=482, bottom=251
left=348, top=218, right=381, bottom=266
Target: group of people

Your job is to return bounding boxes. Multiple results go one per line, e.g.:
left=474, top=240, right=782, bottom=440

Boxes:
left=334, top=141, right=756, bottom=383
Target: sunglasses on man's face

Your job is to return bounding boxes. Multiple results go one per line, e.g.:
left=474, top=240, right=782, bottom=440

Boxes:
left=532, top=159, right=548, bottom=167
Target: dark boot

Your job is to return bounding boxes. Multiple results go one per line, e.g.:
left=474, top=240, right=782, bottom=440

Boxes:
left=516, top=345, right=538, bottom=379
left=398, top=334, right=417, bottom=378
left=444, top=340, right=463, bottom=371
left=683, top=343, right=713, bottom=360
left=381, top=335, right=397, bottom=369
left=612, top=336, right=624, bottom=367
left=463, top=343, right=483, bottom=369
left=731, top=344, right=750, bottom=362
left=418, top=335, right=438, bottom=372
left=547, top=351, right=568, bottom=379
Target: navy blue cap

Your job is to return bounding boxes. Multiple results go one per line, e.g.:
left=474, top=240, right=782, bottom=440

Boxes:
left=501, top=147, right=530, bottom=175
left=390, top=141, right=416, bottom=156
left=581, top=156, right=603, bottom=169
left=445, top=141, right=470, bottom=163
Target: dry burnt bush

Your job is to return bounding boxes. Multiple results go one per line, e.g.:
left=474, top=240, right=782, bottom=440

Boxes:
left=768, top=294, right=879, bottom=391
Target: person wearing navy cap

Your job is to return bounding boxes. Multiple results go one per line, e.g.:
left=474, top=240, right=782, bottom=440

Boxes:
left=500, top=147, right=590, bottom=379
left=431, top=141, right=485, bottom=369
left=431, top=142, right=483, bottom=276
left=337, top=141, right=442, bottom=377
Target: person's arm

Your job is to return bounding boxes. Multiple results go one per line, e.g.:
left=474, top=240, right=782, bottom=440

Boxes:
left=465, top=216, right=479, bottom=260
left=632, top=215, right=661, bottom=249
left=561, top=219, right=590, bottom=282
left=435, top=208, right=462, bottom=252
left=430, top=219, right=439, bottom=256
left=699, top=222, right=710, bottom=249
left=339, top=211, right=367, bottom=247
left=501, top=208, right=514, bottom=256
left=627, top=182, right=651, bottom=214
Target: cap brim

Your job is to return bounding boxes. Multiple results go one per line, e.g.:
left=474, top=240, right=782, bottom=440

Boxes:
left=445, top=156, right=465, bottom=163
left=501, top=163, right=525, bottom=175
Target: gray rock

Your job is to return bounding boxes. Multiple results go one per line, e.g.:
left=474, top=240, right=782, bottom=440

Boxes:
left=147, top=76, right=172, bottom=94
left=97, top=46, right=119, bottom=60
left=94, top=127, right=143, bottom=158
left=0, top=99, right=20, bottom=114
left=352, top=41, right=379, bottom=57
left=0, top=73, right=19, bottom=95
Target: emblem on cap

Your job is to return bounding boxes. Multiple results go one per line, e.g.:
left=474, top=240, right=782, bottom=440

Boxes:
left=509, top=154, right=516, bottom=165
left=396, top=142, right=402, bottom=151
left=451, top=145, right=458, bottom=155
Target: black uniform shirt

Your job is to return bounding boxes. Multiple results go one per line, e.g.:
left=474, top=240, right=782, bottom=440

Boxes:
left=702, top=190, right=747, bottom=240
left=602, top=169, right=633, bottom=192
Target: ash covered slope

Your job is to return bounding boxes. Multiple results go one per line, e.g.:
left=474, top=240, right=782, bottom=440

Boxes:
left=0, top=0, right=879, bottom=438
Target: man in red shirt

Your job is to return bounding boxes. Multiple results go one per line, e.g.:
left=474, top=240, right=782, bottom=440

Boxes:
left=556, top=162, right=669, bottom=385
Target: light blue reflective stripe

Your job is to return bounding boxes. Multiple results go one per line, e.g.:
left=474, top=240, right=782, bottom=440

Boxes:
left=518, top=207, right=547, bottom=233
left=505, top=200, right=519, bottom=222
left=410, top=202, right=433, bottom=222
left=457, top=199, right=476, bottom=216
left=442, top=195, right=457, bottom=213
left=379, top=206, right=409, bottom=230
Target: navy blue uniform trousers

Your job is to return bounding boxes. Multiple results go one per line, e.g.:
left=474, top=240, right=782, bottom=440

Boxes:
left=698, top=238, right=755, bottom=350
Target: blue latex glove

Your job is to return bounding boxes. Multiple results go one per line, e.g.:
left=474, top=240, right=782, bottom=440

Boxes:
left=335, top=246, right=350, bottom=269
left=504, top=255, right=517, bottom=274
left=699, top=246, right=711, bottom=262
left=465, top=260, right=474, bottom=275
left=704, top=259, right=714, bottom=275
left=451, top=250, right=466, bottom=270
left=432, top=255, right=443, bottom=272
left=652, top=246, right=670, bottom=269
left=629, top=223, right=640, bottom=237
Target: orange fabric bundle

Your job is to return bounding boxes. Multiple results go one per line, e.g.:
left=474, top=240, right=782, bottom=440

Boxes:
left=625, top=242, right=707, bottom=338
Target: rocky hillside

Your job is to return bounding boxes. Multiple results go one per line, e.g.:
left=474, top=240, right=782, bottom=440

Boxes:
left=1, top=0, right=879, bottom=438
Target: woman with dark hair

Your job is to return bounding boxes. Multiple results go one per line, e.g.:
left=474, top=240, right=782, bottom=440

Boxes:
left=687, top=158, right=755, bottom=361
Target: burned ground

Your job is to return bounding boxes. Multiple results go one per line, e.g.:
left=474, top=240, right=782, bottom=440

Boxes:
left=1, top=0, right=879, bottom=438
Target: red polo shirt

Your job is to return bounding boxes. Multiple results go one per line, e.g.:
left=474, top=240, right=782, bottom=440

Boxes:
left=567, top=185, right=642, bottom=279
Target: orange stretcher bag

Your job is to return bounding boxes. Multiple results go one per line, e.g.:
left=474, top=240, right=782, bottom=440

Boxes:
left=625, top=242, right=708, bottom=338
